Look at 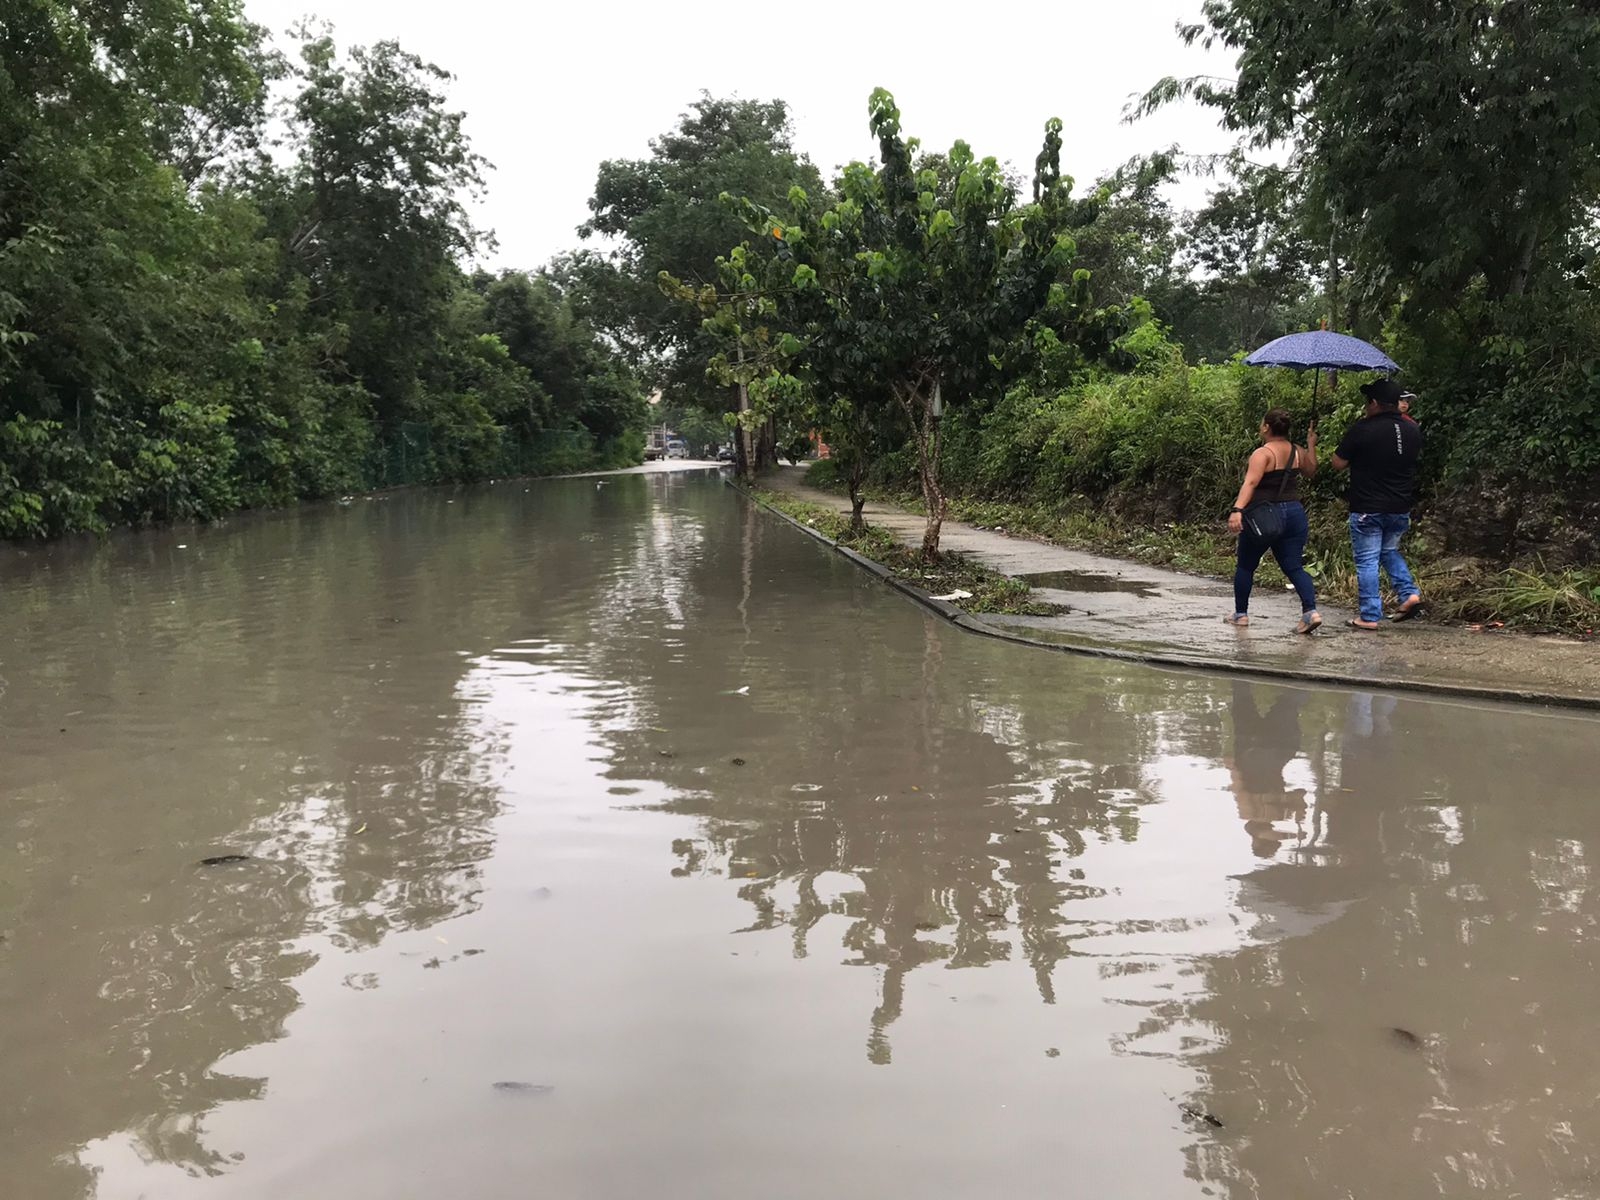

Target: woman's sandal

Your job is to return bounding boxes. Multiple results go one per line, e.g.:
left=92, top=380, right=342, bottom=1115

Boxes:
left=1296, top=614, right=1323, bottom=635
left=1223, top=614, right=1250, bottom=627
left=1346, top=619, right=1381, bottom=631
left=1391, top=596, right=1425, bottom=622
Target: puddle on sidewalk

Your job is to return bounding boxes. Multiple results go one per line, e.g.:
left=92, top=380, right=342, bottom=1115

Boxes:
left=1018, top=569, right=1160, bottom=597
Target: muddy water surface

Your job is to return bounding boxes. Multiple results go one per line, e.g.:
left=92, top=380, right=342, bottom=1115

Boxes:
left=3, top=472, right=1598, bottom=1199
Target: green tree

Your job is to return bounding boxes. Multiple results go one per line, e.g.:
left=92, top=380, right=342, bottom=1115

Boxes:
left=722, top=91, right=1101, bottom=557
left=1162, top=162, right=1321, bottom=361
left=264, top=30, right=490, bottom=433
left=475, top=270, right=647, bottom=446
left=1068, top=152, right=1182, bottom=312
left=579, top=94, right=823, bottom=470
left=1138, top=0, right=1600, bottom=306
left=0, top=0, right=282, bottom=531
left=1, top=8, right=643, bottom=537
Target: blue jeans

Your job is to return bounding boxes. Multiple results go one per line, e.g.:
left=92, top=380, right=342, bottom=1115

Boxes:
left=1235, top=501, right=1318, bottom=616
left=1349, top=512, right=1418, bottom=623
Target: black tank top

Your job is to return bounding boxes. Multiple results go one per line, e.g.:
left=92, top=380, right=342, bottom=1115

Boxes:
left=1257, top=445, right=1301, bottom=503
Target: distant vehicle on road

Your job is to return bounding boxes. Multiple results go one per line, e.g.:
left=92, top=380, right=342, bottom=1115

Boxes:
left=716, top=445, right=735, bottom=463
left=665, top=438, right=689, bottom=460
left=644, top=426, right=673, bottom=461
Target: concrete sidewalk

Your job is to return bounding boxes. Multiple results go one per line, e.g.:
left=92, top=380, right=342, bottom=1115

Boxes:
left=764, top=466, right=1600, bottom=708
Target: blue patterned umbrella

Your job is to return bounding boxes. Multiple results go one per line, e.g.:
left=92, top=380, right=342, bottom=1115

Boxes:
left=1245, top=331, right=1398, bottom=373
left=1245, top=331, right=1399, bottom=426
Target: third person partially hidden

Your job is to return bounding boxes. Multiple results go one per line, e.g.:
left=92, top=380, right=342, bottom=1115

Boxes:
left=1226, top=408, right=1322, bottom=635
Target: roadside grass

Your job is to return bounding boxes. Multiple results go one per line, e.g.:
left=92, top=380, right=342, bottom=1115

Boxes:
left=751, top=489, right=1062, bottom=618
left=1448, top=566, right=1600, bottom=633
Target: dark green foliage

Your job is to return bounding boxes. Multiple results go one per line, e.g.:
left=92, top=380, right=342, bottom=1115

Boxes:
left=578, top=94, right=823, bottom=411
left=0, top=7, right=644, bottom=538
left=931, top=342, right=1347, bottom=522
left=1128, top=0, right=1600, bottom=565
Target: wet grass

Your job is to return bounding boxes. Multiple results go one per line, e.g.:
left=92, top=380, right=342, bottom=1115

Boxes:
left=1450, top=566, right=1600, bottom=633
left=752, top=489, right=1063, bottom=618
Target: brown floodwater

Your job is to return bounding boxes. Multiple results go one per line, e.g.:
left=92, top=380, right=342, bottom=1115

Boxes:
left=3, top=471, right=1598, bottom=1199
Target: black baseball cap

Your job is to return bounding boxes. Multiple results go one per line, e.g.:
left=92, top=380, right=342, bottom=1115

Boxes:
left=1360, top=378, right=1405, bottom=407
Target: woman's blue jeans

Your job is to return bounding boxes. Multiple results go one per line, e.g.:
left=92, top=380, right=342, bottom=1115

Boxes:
left=1349, top=512, right=1417, bottom=623
left=1235, top=501, right=1317, bottom=616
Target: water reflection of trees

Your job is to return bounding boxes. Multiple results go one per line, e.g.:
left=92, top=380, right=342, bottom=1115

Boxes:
left=21, top=474, right=1591, bottom=1197
left=0, top=487, right=554, bottom=1197
left=497, top=479, right=1600, bottom=1194
left=533, top=485, right=1242, bottom=1065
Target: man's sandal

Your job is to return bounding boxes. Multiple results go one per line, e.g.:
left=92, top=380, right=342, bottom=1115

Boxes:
left=1391, top=596, right=1424, bottom=622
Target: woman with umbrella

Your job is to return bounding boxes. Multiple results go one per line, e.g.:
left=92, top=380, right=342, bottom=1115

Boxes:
left=1224, top=408, right=1323, bottom=634
left=1228, top=331, right=1407, bottom=634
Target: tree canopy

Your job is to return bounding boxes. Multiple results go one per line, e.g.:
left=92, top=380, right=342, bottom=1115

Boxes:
left=0, top=5, right=645, bottom=536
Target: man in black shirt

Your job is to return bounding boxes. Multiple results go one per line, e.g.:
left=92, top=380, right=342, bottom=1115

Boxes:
left=1331, top=378, right=1424, bottom=628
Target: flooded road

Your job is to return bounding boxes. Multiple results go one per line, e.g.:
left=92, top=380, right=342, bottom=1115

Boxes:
left=3, top=471, right=1598, bottom=1199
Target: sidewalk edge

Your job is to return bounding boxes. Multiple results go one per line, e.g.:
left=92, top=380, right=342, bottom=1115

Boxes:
left=728, top=479, right=1600, bottom=712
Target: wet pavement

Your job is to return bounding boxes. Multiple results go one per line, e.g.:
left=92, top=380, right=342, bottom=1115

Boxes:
left=3, top=472, right=1599, bottom=1198
left=766, top=467, right=1600, bottom=706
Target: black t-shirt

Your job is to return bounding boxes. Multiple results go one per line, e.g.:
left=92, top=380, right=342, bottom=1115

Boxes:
left=1334, top=412, right=1423, bottom=513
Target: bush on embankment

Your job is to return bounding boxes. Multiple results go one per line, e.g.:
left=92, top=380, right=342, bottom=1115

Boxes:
left=822, top=329, right=1600, bottom=632
left=0, top=414, right=641, bottom=539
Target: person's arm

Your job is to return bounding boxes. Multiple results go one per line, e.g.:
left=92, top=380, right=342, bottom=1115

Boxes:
left=1298, top=424, right=1320, bottom=479
left=1227, top=447, right=1269, bottom=533
left=1331, top=427, right=1353, bottom=472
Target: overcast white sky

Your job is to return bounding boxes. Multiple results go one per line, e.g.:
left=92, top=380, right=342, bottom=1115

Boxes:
left=243, top=0, right=1241, bottom=270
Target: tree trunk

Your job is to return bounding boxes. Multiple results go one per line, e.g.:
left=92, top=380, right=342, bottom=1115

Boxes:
left=1326, top=226, right=1340, bottom=331
left=733, top=340, right=756, bottom=483
left=918, top=454, right=945, bottom=559
left=1506, top=222, right=1539, bottom=299
left=896, top=379, right=944, bottom=559
left=754, top=419, right=776, bottom=472
left=847, top=458, right=867, bottom=533
left=735, top=379, right=754, bottom=484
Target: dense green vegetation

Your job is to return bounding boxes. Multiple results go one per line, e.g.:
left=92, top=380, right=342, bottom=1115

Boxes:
left=9, top=0, right=1600, bottom=609
left=1, top=3, right=645, bottom=537
left=662, top=1, right=1600, bottom=598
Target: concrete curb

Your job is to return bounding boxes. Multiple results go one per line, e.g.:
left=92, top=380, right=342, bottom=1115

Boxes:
left=728, top=479, right=1600, bottom=713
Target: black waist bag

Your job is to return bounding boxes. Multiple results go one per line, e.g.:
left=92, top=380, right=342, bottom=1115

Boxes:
left=1243, top=454, right=1298, bottom=540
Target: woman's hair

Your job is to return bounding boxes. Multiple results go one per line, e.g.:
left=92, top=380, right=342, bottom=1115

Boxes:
left=1262, top=408, right=1293, bottom=437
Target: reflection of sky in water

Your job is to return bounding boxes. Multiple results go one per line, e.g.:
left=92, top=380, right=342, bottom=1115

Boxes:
left=6, top=475, right=1597, bottom=1200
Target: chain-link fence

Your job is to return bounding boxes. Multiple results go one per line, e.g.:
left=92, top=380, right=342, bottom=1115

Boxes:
left=365, top=425, right=598, bottom=489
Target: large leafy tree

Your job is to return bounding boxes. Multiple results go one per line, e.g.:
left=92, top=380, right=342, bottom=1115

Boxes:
left=0, top=0, right=282, bottom=530
left=721, top=91, right=1101, bottom=557
left=578, top=95, right=823, bottom=468
left=1, top=8, right=642, bottom=537
left=1068, top=153, right=1183, bottom=311
left=1159, top=162, right=1321, bottom=360
left=475, top=270, right=646, bottom=443
left=263, top=30, right=490, bottom=432
left=1139, top=0, right=1600, bottom=306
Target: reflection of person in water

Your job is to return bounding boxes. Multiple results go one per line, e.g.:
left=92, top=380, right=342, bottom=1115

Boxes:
left=1321, top=691, right=1400, bottom=856
left=1227, top=681, right=1308, bottom=856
